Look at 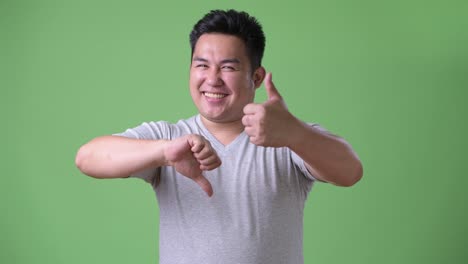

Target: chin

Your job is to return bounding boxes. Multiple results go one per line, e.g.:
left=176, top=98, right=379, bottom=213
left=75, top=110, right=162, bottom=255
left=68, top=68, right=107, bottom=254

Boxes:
left=201, top=113, right=237, bottom=123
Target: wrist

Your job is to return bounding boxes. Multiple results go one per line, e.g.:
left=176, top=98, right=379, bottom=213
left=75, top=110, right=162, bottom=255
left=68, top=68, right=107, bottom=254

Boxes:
left=155, top=139, right=171, bottom=167
left=286, top=118, right=311, bottom=150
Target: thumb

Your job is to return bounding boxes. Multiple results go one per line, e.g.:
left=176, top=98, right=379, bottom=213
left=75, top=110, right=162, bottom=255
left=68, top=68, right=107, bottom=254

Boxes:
left=265, top=73, right=282, bottom=101
left=194, top=175, right=214, bottom=197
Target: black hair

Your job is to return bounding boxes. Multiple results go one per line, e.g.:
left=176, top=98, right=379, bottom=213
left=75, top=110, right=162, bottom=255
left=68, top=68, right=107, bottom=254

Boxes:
left=189, top=9, right=265, bottom=71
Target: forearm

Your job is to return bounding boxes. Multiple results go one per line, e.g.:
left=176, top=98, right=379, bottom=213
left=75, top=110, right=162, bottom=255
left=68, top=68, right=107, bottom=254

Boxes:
left=288, top=119, right=363, bottom=186
left=75, top=135, right=169, bottom=178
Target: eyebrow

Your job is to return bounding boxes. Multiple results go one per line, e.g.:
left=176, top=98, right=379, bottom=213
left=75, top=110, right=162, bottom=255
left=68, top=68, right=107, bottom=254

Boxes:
left=192, top=57, right=241, bottom=64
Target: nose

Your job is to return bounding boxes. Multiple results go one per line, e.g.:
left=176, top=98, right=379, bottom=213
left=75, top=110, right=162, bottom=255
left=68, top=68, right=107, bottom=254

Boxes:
left=206, top=67, right=223, bottom=87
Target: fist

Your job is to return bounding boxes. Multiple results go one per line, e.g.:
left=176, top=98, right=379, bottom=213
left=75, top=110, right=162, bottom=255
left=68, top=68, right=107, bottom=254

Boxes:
left=164, top=134, right=221, bottom=197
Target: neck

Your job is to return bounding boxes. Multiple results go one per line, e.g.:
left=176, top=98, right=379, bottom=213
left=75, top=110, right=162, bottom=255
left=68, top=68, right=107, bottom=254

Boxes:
left=200, top=116, right=244, bottom=146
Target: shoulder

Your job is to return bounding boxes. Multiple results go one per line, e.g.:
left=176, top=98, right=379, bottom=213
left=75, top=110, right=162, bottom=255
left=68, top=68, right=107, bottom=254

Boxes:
left=116, top=115, right=199, bottom=140
left=149, top=115, right=201, bottom=139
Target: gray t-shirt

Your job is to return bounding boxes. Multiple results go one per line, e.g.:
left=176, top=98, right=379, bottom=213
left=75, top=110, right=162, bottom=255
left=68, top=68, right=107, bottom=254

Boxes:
left=117, top=115, right=317, bottom=264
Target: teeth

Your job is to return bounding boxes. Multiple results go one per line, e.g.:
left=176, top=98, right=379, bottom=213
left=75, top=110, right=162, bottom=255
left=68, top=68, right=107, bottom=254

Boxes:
left=204, top=92, right=227, bottom=99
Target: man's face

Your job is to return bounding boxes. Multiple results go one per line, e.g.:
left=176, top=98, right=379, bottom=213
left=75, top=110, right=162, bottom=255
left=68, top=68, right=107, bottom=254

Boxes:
left=190, top=33, right=263, bottom=124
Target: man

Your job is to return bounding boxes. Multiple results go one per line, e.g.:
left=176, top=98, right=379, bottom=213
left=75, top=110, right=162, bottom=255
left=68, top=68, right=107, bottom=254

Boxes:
left=76, top=9, right=363, bottom=264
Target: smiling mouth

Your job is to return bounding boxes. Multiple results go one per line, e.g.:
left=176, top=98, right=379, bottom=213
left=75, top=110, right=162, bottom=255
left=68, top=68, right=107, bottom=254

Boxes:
left=203, top=92, right=228, bottom=99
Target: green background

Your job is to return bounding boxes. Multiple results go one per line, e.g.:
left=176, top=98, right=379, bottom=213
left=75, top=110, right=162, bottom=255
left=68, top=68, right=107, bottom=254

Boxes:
left=2, top=0, right=467, bottom=263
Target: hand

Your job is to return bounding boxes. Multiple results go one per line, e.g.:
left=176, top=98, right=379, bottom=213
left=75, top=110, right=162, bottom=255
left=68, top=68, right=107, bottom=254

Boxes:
left=242, top=73, right=298, bottom=147
left=164, top=135, right=221, bottom=197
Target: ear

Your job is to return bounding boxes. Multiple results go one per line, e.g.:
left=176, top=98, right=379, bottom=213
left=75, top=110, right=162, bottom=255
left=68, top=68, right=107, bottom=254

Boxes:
left=252, top=66, right=266, bottom=88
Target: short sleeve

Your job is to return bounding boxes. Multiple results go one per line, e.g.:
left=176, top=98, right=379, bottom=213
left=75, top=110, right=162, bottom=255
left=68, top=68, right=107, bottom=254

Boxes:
left=291, top=151, right=316, bottom=181
left=114, top=121, right=172, bottom=140
left=112, top=121, right=172, bottom=184
left=291, top=123, right=329, bottom=181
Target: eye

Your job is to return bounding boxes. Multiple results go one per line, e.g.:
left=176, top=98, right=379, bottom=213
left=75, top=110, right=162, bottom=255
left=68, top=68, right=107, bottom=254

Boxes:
left=195, top=64, right=208, bottom=69
left=221, top=65, right=236, bottom=71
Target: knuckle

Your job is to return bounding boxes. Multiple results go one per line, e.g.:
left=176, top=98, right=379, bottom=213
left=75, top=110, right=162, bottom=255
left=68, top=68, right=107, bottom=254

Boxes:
left=242, top=115, right=248, bottom=124
left=249, top=137, right=257, bottom=144
left=258, top=106, right=266, bottom=115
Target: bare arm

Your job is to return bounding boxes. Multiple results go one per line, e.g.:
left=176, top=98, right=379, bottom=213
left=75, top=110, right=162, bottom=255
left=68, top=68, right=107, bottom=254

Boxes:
left=286, top=120, right=363, bottom=186
left=75, top=134, right=221, bottom=196
left=75, top=135, right=168, bottom=179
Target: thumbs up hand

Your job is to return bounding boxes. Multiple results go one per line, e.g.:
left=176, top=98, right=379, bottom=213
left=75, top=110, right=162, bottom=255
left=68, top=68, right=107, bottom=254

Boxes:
left=242, top=73, right=299, bottom=147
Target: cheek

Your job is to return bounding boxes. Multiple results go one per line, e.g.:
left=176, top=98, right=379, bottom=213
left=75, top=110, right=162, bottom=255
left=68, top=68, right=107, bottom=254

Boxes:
left=225, top=74, right=253, bottom=89
left=189, top=71, right=203, bottom=89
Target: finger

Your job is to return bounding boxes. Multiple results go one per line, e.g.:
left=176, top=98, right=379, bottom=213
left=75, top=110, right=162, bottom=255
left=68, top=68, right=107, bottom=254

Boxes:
left=198, top=154, right=221, bottom=166
left=242, top=115, right=251, bottom=127
left=189, top=136, right=205, bottom=153
left=264, top=72, right=282, bottom=101
left=243, top=103, right=262, bottom=115
left=244, top=126, right=256, bottom=137
left=200, top=158, right=222, bottom=171
left=248, top=135, right=259, bottom=145
left=193, top=144, right=216, bottom=160
left=193, top=175, right=214, bottom=197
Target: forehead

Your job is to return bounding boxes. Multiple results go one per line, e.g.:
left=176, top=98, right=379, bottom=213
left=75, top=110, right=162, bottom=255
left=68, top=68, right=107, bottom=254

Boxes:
left=193, top=33, right=248, bottom=61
